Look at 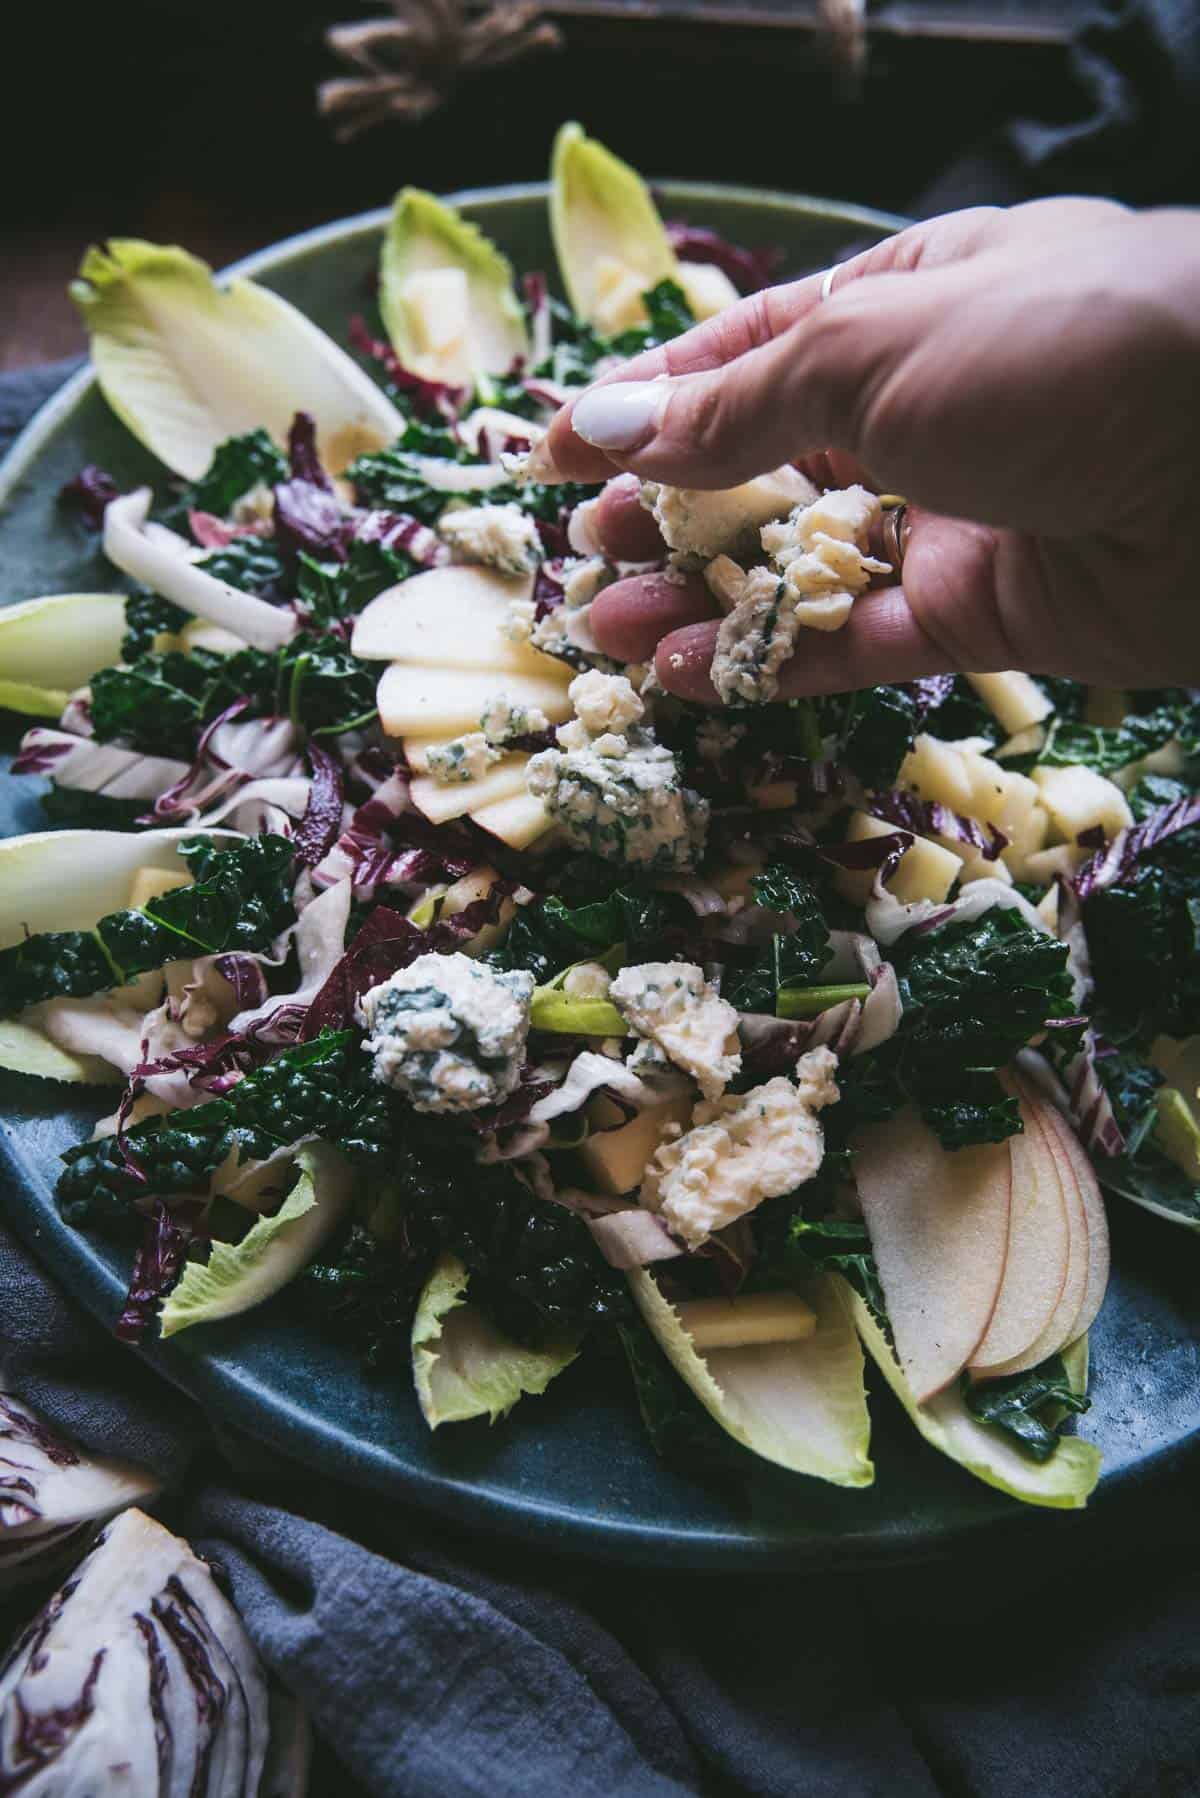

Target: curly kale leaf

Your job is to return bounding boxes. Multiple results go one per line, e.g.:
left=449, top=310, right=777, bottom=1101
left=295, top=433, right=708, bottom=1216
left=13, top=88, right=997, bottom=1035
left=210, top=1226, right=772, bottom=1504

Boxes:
left=57, top=1031, right=356, bottom=1224
left=820, top=686, right=919, bottom=792
left=159, top=429, right=287, bottom=527
left=1085, top=826, right=1200, bottom=1038
left=491, top=879, right=686, bottom=984
left=1032, top=707, right=1182, bottom=777
left=306, top=1115, right=633, bottom=1360
left=618, top=1318, right=746, bottom=1475
left=724, top=867, right=832, bottom=1012
left=963, top=1354, right=1089, bottom=1462
left=885, top=909, right=1073, bottom=1147
left=296, top=539, right=418, bottom=627
left=198, top=536, right=288, bottom=597
left=283, top=636, right=378, bottom=736
left=121, top=589, right=188, bottom=659
left=90, top=650, right=213, bottom=755
left=0, top=835, right=296, bottom=1015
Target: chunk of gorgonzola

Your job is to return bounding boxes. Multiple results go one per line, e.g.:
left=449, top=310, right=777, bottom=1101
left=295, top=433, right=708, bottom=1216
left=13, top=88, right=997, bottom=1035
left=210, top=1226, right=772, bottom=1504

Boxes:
left=610, top=960, right=740, bottom=1099
left=438, top=502, right=543, bottom=575
left=357, top=951, right=533, bottom=1113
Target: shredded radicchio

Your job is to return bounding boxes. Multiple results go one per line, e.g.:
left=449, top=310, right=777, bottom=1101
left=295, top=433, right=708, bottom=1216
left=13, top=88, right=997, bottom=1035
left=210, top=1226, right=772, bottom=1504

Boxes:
left=524, top=271, right=552, bottom=363
left=213, top=953, right=271, bottom=1010
left=273, top=477, right=348, bottom=563
left=1065, top=1030, right=1127, bottom=1157
left=302, top=883, right=515, bottom=1037
left=872, top=789, right=1007, bottom=859
left=349, top=315, right=465, bottom=422
left=115, top=1200, right=208, bottom=1343
left=287, top=410, right=332, bottom=490
left=60, top=464, right=120, bottom=528
left=664, top=221, right=783, bottom=294
left=533, top=558, right=567, bottom=621
left=294, top=743, right=345, bottom=867
left=904, top=674, right=957, bottom=723
left=354, top=507, right=448, bottom=568
left=1074, top=793, right=1200, bottom=899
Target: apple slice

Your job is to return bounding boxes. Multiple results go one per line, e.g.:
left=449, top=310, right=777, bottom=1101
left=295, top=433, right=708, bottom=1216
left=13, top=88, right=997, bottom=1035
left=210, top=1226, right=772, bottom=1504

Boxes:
left=377, top=663, right=574, bottom=737
left=352, top=564, right=569, bottom=682
left=970, top=1086, right=1070, bottom=1373
left=1024, top=1086, right=1110, bottom=1342
left=470, top=789, right=552, bottom=850
left=982, top=1093, right=1090, bottom=1378
left=409, top=756, right=531, bottom=825
left=853, top=1108, right=1011, bottom=1402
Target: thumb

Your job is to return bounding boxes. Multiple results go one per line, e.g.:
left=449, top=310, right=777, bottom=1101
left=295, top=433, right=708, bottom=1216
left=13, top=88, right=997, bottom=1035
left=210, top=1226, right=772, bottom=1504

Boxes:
left=568, top=260, right=970, bottom=492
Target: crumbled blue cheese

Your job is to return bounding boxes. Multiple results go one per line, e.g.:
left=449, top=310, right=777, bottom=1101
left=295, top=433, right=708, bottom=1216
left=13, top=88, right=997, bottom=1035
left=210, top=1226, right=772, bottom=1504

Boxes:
left=568, top=670, right=644, bottom=738
left=425, top=733, right=503, bottom=786
left=526, top=705, right=709, bottom=872
left=357, top=951, right=533, bottom=1113
left=610, top=961, right=740, bottom=1099
left=479, top=693, right=550, bottom=744
left=500, top=595, right=538, bottom=643
left=641, top=467, right=817, bottom=566
left=438, top=502, right=542, bottom=575
left=562, top=961, right=612, bottom=1000
left=709, top=486, right=891, bottom=705
left=640, top=1047, right=840, bottom=1246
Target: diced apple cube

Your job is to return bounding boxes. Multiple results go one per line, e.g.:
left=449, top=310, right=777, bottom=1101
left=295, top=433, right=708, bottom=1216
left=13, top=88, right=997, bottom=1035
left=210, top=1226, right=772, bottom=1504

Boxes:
left=959, top=852, right=1013, bottom=886
left=581, top=1096, right=694, bottom=1196
left=836, top=813, right=961, bottom=908
left=965, top=672, right=1053, bottom=736
left=1023, top=843, right=1082, bottom=886
left=1033, top=764, right=1133, bottom=844
left=899, top=734, right=975, bottom=814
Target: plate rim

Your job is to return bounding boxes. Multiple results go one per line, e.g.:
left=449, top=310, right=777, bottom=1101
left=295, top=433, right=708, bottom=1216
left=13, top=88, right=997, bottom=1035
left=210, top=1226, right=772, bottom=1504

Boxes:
left=8, top=179, right=1188, bottom=1571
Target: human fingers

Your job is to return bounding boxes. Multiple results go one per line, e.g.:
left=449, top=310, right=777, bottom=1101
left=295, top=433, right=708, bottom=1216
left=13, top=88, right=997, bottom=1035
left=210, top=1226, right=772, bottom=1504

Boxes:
left=590, top=571, right=719, bottom=663
left=588, top=474, right=665, bottom=561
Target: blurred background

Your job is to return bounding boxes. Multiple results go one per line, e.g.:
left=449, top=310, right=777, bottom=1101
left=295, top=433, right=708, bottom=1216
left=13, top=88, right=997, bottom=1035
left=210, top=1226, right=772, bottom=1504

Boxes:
left=3, top=0, right=1198, bottom=372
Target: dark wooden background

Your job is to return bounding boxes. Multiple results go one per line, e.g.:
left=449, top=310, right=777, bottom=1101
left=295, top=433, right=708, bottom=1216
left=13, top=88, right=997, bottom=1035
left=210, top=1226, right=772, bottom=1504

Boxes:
left=0, top=0, right=1127, bottom=371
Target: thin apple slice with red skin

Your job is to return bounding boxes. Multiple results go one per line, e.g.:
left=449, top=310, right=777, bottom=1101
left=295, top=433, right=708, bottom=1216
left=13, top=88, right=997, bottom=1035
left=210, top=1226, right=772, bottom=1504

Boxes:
left=1023, top=1083, right=1110, bottom=1342
left=981, top=1093, right=1089, bottom=1380
left=853, top=1108, right=1011, bottom=1403
left=970, top=1085, right=1070, bottom=1374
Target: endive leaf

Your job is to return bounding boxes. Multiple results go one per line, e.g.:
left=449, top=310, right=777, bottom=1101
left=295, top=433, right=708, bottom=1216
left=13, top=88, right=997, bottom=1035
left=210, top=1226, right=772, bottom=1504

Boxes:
left=0, top=1016, right=121, bottom=1086
left=412, top=1253, right=578, bottom=1427
left=850, top=1289, right=1101, bottom=1509
left=380, top=189, right=528, bottom=384
left=160, top=1143, right=354, bottom=1338
left=0, top=594, right=127, bottom=718
left=71, top=239, right=403, bottom=479
left=550, top=122, right=678, bottom=332
left=627, top=1268, right=874, bottom=1486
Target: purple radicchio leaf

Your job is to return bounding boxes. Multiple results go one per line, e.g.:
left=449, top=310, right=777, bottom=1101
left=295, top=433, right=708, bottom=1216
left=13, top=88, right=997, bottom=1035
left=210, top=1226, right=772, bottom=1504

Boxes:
left=349, top=315, right=466, bottom=422
left=904, top=675, right=957, bottom=723
left=115, top=1201, right=208, bottom=1344
left=213, top=953, right=271, bottom=1010
left=1074, top=793, right=1200, bottom=898
left=294, top=742, right=345, bottom=867
left=663, top=221, right=784, bottom=293
left=273, top=478, right=349, bottom=563
left=872, top=789, right=1007, bottom=859
left=533, top=558, right=567, bottom=621
left=287, top=410, right=332, bottom=490
left=354, top=508, right=448, bottom=568
left=59, top=464, right=120, bottom=528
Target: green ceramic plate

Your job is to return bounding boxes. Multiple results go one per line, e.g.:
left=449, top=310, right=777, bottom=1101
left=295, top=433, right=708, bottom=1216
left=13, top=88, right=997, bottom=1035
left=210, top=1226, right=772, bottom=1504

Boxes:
left=2, top=184, right=1198, bottom=1569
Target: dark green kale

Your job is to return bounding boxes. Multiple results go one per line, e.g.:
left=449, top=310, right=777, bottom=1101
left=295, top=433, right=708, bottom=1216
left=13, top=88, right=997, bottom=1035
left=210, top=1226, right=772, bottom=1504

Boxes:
left=1084, top=824, right=1200, bottom=1038
left=889, top=909, right=1074, bottom=1148
left=1029, top=707, right=1180, bottom=777
left=1092, top=1040, right=1163, bottom=1155
left=39, top=787, right=149, bottom=833
left=348, top=439, right=591, bottom=529
left=198, top=537, right=288, bottom=597
left=720, top=867, right=832, bottom=1013
left=90, top=651, right=214, bottom=756
left=821, top=686, right=919, bottom=792
left=159, top=429, right=287, bottom=528
left=306, top=1112, right=633, bottom=1359
left=58, top=1031, right=356, bottom=1225
left=0, top=835, right=296, bottom=1015
left=531, top=282, right=695, bottom=388
left=963, top=1354, right=1089, bottom=1462
left=1035, top=676, right=1087, bottom=720
left=618, top=1318, right=746, bottom=1476
left=296, top=539, right=419, bottom=627
left=302, top=1222, right=423, bottom=1373
left=921, top=676, right=1002, bottom=747
left=283, top=637, right=378, bottom=735
left=490, top=877, right=686, bottom=984
left=121, top=589, right=188, bottom=660
left=1099, top=1144, right=1200, bottom=1227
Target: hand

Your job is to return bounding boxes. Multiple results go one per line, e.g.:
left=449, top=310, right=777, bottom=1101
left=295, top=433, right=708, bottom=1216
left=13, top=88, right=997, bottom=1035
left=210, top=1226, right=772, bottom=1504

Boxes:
left=537, top=200, right=1200, bottom=701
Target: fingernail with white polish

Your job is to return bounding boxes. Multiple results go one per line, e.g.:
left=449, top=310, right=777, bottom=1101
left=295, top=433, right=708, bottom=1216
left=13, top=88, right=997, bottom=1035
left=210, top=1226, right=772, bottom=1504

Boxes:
left=572, top=379, right=668, bottom=452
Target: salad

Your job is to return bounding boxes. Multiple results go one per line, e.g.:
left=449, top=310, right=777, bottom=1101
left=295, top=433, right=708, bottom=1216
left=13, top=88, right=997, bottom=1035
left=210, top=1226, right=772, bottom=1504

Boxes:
left=2, top=123, right=1198, bottom=1514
